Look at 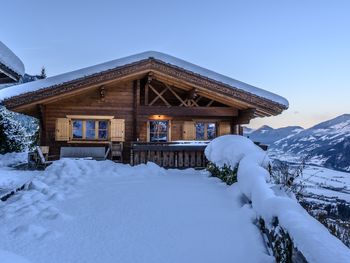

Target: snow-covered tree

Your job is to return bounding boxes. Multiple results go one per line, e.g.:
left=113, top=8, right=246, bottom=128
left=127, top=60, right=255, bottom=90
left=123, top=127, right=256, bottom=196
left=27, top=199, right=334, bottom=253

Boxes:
left=0, top=106, right=27, bottom=153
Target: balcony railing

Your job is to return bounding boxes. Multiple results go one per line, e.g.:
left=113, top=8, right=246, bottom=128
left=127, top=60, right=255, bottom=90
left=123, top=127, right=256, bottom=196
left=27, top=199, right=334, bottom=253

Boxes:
left=130, top=141, right=208, bottom=168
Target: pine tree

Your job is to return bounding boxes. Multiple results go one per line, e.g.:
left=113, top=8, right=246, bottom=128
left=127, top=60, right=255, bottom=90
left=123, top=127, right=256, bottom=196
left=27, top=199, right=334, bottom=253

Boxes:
left=0, top=106, right=27, bottom=153
left=39, top=66, right=47, bottom=79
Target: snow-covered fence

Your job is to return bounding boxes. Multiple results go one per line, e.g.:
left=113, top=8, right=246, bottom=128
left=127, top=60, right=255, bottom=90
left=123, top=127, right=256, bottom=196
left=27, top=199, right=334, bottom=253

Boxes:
left=205, top=135, right=350, bottom=263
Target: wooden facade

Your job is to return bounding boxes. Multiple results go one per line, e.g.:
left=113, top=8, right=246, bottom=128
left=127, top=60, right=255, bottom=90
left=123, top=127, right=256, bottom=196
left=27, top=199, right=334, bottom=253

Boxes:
left=1, top=52, right=288, bottom=166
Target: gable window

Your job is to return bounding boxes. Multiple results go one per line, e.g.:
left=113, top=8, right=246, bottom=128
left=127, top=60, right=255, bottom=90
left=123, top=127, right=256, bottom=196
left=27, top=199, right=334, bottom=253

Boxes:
left=71, top=119, right=109, bottom=141
left=195, top=122, right=216, bottom=140
left=149, top=120, right=169, bottom=142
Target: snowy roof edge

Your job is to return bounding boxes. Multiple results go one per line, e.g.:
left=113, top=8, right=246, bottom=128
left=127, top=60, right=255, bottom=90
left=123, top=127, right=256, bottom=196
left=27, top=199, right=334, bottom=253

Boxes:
left=0, top=51, right=289, bottom=107
left=0, top=41, right=25, bottom=77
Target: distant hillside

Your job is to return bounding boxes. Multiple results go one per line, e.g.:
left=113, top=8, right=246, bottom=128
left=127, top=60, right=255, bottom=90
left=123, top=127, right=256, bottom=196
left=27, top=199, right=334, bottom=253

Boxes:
left=245, top=114, right=350, bottom=172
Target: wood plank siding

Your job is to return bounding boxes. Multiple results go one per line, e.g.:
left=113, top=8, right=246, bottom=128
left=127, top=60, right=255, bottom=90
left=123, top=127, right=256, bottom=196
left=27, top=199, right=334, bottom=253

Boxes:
left=36, top=75, right=242, bottom=163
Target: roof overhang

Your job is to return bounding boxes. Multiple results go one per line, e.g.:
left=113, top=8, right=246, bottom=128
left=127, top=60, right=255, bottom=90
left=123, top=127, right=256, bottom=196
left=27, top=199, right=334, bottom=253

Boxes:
left=1, top=54, right=288, bottom=117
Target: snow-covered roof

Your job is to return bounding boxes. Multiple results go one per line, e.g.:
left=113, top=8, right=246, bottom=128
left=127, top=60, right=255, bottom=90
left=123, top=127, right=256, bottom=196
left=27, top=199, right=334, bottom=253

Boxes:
left=0, top=41, right=25, bottom=77
left=0, top=51, right=288, bottom=107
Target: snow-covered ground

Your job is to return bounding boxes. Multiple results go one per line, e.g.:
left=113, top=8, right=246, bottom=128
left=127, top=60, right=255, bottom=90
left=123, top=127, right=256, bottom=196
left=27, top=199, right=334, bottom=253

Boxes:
left=0, top=158, right=272, bottom=263
left=298, top=166, right=350, bottom=203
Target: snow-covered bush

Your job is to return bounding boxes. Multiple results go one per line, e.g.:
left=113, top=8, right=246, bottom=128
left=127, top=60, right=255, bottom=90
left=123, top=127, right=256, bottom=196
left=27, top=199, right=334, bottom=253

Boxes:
left=0, top=106, right=27, bottom=153
left=205, top=135, right=350, bottom=263
left=206, top=162, right=238, bottom=185
left=0, top=106, right=38, bottom=154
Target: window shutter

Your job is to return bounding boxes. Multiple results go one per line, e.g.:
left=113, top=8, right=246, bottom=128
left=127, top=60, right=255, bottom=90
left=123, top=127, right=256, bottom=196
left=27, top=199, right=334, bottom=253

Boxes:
left=183, top=121, right=195, bottom=140
left=110, top=119, right=125, bottom=142
left=55, top=118, right=70, bottom=141
left=218, top=121, right=231, bottom=136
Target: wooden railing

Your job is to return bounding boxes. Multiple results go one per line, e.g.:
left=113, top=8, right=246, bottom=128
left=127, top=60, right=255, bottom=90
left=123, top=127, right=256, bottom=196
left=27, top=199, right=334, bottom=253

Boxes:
left=130, top=142, right=208, bottom=168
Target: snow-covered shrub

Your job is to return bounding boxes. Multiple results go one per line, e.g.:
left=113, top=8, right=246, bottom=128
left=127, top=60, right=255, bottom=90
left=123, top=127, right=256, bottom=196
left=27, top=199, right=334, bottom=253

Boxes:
left=0, top=106, right=27, bottom=153
left=0, top=106, right=38, bottom=154
left=206, top=162, right=238, bottom=185
left=270, top=159, right=306, bottom=200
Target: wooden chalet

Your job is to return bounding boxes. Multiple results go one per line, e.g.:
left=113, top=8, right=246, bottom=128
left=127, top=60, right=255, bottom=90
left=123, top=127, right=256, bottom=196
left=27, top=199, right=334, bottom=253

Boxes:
left=0, top=51, right=288, bottom=168
left=0, top=41, right=25, bottom=84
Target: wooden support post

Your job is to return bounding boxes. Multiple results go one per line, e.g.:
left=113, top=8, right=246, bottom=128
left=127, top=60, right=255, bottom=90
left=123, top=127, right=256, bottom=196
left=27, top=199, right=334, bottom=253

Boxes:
left=133, top=79, right=140, bottom=141
left=37, top=104, right=47, bottom=146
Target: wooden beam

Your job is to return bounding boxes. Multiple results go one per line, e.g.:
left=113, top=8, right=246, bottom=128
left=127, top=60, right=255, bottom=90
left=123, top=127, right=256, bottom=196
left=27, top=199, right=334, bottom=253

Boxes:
left=148, top=84, right=170, bottom=106
left=139, top=106, right=238, bottom=117
left=37, top=104, right=46, bottom=146
left=165, top=84, right=187, bottom=107
left=234, top=108, right=256, bottom=124
left=133, top=79, right=140, bottom=140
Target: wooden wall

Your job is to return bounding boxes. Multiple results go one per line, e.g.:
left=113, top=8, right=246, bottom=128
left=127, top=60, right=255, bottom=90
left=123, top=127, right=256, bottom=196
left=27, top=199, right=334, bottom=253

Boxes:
left=43, top=80, right=134, bottom=160
left=41, top=77, right=240, bottom=163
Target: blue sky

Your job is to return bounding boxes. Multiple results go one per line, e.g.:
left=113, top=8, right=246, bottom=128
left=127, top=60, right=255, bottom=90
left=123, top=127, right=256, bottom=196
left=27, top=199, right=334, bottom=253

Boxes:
left=2, top=0, right=350, bottom=128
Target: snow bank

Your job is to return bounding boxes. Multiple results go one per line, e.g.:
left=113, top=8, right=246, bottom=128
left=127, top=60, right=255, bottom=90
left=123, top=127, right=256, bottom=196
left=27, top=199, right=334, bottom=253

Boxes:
left=0, top=152, right=27, bottom=168
left=0, top=41, right=25, bottom=76
left=0, top=249, right=31, bottom=263
left=0, top=51, right=288, bottom=107
left=205, top=135, right=350, bottom=263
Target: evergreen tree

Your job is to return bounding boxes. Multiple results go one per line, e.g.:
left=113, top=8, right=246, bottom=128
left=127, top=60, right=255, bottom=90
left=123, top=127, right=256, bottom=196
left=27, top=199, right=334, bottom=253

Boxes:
left=39, top=66, right=47, bottom=79
left=0, top=106, right=27, bottom=153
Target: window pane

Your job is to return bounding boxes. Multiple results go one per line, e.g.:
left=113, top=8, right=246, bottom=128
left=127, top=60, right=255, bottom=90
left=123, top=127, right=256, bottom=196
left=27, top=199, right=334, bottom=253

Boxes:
left=98, top=130, right=107, bottom=139
left=196, top=123, right=205, bottom=140
left=86, top=120, right=95, bottom=130
left=150, top=120, right=168, bottom=142
left=73, top=120, right=83, bottom=139
left=207, top=123, right=216, bottom=140
left=99, top=121, right=107, bottom=130
left=86, top=129, right=96, bottom=139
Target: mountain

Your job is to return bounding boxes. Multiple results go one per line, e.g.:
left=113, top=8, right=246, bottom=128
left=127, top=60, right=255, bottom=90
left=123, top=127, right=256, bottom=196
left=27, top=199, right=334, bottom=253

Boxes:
left=245, top=114, right=350, bottom=172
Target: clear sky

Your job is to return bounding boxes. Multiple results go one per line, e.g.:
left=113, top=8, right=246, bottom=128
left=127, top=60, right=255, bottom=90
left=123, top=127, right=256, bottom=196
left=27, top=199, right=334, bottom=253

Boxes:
left=2, top=0, right=349, bottom=129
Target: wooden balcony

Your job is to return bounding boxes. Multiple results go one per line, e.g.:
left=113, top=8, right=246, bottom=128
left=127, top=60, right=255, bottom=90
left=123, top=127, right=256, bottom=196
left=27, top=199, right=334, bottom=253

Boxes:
left=130, top=141, right=208, bottom=168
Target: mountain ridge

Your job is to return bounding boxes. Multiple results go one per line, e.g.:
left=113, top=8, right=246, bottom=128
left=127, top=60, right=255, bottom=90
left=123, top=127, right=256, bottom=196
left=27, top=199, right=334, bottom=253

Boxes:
left=245, top=114, right=350, bottom=172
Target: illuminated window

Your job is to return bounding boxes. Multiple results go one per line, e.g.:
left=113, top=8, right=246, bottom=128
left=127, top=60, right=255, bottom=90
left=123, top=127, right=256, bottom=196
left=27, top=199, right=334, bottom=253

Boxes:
left=149, top=120, right=169, bottom=142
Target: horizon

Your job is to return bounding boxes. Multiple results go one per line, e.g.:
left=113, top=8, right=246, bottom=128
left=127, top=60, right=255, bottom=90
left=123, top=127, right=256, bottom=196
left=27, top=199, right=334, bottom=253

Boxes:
left=2, top=0, right=350, bottom=129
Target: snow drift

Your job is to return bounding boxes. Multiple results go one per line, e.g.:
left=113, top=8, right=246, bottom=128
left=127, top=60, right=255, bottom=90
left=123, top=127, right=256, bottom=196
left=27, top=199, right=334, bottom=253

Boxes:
left=205, top=135, right=350, bottom=263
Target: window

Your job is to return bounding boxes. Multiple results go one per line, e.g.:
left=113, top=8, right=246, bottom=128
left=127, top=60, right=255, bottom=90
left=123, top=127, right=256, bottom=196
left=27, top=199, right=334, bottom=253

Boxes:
left=195, top=122, right=216, bottom=140
left=98, top=121, right=108, bottom=139
left=71, top=119, right=109, bottom=140
left=149, top=120, right=169, bottom=142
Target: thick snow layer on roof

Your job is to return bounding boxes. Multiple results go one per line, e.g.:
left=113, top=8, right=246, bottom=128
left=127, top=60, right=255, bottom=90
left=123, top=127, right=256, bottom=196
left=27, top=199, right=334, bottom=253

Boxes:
left=0, top=41, right=25, bottom=77
left=0, top=51, right=288, bottom=107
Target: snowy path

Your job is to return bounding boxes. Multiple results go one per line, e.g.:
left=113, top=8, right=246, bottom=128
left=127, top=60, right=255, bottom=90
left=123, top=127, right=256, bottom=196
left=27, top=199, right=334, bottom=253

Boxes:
left=0, top=160, right=271, bottom=263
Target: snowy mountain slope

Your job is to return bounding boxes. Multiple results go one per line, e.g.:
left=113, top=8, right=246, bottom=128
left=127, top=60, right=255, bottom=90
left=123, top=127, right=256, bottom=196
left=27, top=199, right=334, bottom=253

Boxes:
left=245, top=114, right=350, bottom=171
left=246, top=125, right=304, bottom=146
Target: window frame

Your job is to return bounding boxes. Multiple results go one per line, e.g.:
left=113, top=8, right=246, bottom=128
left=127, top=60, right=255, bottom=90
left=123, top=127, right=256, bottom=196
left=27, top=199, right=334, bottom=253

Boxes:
left=195, top=121, right=217, bottom=140
left=66, top=116, right=113, bottom=142
left=147, top=120, right=171, bottom=142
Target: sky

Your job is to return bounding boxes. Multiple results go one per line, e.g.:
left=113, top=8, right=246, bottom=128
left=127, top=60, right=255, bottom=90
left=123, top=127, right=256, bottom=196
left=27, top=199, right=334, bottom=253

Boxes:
left=1, top=0, right=350, bottom=129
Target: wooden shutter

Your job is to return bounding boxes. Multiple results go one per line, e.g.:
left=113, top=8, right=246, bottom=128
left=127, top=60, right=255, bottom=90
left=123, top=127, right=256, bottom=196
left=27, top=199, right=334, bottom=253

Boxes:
left=218, top=121, right=231, bottom=136
left=55, top=118, right=70, bottom=141
left=183, top=121, right=196, bottom=140
left=110, top=119, right=125, bottom=142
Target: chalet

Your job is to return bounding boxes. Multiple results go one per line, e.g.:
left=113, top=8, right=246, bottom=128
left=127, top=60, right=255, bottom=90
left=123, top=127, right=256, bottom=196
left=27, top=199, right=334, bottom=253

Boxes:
left=0, top=51, right=288, bottom=168
left=0, top=41, right=25, bottom=85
